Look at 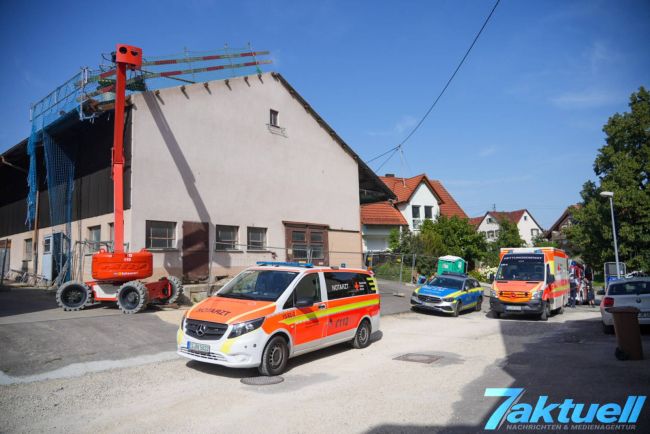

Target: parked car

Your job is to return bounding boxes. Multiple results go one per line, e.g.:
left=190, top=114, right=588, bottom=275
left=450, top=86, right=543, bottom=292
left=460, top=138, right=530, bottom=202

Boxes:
left=410, top=273, right=483, bottom=317
left=600, top=277, right=650, bottom=334
left=177, top=262, right=380, bottom=376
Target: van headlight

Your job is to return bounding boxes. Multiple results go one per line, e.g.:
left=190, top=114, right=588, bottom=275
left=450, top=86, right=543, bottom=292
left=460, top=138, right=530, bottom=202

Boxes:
left=490, top=289, right=497, bottom=297
left=443, top=297, right=455, bottom=302
left=228, top=317, right=264, bottom=338
left=531, top=290, right=543, bottom=300
left=181, top=313, right=187, bottom=330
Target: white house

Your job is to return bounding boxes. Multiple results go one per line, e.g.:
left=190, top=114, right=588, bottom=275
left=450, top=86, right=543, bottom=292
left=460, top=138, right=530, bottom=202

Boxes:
left=470, top=209, right=544, bottom=246
left=360, top=174, right=467, bottom=252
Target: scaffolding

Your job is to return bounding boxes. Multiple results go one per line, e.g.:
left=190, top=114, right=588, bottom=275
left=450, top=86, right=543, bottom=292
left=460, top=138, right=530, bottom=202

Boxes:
left=25, top=45, right=272, bottom=285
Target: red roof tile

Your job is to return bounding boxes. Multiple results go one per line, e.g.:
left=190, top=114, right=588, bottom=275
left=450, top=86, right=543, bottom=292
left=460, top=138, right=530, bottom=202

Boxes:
left=468, top=216, right=484, bottom=227
left=378, top=174, right=468, bottom=219
left=360, top=202, right=408, bottom=226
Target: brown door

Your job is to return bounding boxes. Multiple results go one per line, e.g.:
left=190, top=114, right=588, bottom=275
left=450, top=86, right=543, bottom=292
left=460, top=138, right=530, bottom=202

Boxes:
left=284, top=222, right=329, bottom=266
left=182, top=221, right=210, bottom=282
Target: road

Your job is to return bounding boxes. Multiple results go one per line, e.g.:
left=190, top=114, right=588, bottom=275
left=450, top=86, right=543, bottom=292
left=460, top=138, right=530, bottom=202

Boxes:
left=1, top=286, right=650, bottom=433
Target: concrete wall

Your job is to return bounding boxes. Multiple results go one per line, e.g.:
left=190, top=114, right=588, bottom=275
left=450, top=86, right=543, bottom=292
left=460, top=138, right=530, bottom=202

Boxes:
left=129, top=73, right=362, bottom=279
left=517, top=211, right=543, bottom=246
left=328, top=230, right=362, bottom=268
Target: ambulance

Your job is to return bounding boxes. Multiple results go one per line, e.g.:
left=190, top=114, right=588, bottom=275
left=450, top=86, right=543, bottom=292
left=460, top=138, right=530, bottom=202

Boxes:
left=177, top=262, right=380, bottom=375
left=489, top=247, right=569, bottom=320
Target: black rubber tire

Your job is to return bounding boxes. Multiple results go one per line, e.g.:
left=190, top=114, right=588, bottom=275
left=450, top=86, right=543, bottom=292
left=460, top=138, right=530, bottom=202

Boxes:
left=162, top=276, right=184, bottom=304
left=475, top=296, right=483, bottom=312
left=493, top=311, right=501, bottom=319
left=56, top=281, right=92, bottom=311
left=602, top=322, right=615, bottom=335
left=539, top=301, right=550, bottom=321
left=258, top=335, right=289, bottom=376
left=117, top=281, right=148, bottom=314
left=452, top=301, right=462, bottom=317
left=351, top=319, right=372, bottom=349
left=557, top=305, right=565, bottom=315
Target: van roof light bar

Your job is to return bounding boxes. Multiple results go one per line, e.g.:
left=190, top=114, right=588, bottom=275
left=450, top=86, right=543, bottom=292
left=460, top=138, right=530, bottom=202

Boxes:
left=256, top=261, right=314, bottom=268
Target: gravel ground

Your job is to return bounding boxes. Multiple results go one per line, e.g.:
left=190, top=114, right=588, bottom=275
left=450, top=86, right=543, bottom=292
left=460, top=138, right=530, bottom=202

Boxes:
left=1, top=305, right=649, bottom=433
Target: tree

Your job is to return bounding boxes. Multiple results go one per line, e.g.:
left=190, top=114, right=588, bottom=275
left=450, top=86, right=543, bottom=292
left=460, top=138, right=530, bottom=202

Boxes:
left=567, top=87, right=650, bottom=271
left=533, top=234, right=558, bottom=248
left=484, top=218, right=525, bottom=266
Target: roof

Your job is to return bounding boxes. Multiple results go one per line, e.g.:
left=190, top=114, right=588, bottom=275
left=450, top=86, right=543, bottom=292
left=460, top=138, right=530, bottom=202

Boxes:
left=546, top=204, right=580, bottom=234
left=360, top=202, right=408, bottom=226
left=378, top=174, right=468, bottom=219
left=471, top=209, right=544, bottom=230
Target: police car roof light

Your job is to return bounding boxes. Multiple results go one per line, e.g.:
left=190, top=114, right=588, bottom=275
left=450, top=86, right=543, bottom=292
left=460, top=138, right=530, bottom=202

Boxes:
left=256, top=261, right=314, bottom=268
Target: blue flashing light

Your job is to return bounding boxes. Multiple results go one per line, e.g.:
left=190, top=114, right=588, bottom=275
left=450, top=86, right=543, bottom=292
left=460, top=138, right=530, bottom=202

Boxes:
left=256, top=261, right=314, bottom=268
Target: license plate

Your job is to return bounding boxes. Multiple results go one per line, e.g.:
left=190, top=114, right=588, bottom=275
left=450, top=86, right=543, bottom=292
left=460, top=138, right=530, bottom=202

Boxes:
left=639, top=312, right=650, bottom=318
left=506, top=305, right=523, bottom=311
left=424, top=302, right=437, bottom=307
left=188, top=341, right=211, bottom=354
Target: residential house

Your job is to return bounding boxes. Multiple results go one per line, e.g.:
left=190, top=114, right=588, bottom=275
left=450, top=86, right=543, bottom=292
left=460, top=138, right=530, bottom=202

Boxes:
left=0, top=72, right=394, bottom=283
left=470, top=209, right=544, bottom=246
left=360, top=174, right=468, bottom=252
left=545, top=205, right=579, bottom=251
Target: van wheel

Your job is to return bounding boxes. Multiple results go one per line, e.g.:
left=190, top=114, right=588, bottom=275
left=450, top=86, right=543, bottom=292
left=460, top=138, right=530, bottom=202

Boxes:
left=351, top=319, right=372, bottom=349
left=539, top=301, right=550, bottom=321
left=452, top=301, right=461, bottom=317
left=258, top=336, right=289, bottom=376
left=475, top=297, right=483, bottom=312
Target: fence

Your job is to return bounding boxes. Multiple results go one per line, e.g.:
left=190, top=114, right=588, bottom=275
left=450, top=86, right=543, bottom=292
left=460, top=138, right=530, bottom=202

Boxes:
left=365, top=252, right=441, bottom=284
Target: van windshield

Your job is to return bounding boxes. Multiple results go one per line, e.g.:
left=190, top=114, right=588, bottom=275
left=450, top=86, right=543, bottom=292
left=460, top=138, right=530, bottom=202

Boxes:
left=496, top=254, right=544, bottom=282
left=218, top=270, right=299, bottom=302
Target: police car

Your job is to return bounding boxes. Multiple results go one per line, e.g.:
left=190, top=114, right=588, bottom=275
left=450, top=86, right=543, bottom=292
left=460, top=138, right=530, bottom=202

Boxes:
left=410, top=273, right=484, bottom=316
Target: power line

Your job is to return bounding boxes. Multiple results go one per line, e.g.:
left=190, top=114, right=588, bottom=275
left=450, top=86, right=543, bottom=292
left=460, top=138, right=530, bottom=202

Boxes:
left=366, top=0, right=501, bottom=167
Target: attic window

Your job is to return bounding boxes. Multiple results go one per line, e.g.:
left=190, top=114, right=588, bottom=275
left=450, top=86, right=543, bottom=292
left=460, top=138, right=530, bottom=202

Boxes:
left=267, top=109, right=287, bottom=137
left=524, top=215, right=528, bottom=221
left=270, top=109, right=279, bottom=127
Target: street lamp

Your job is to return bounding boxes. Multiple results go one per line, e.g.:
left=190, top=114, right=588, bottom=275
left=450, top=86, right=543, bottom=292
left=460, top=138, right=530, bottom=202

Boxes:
left=600, top=191, right=621, bottom=278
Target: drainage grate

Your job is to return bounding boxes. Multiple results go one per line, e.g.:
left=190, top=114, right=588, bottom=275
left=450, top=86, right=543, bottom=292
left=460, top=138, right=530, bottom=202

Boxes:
left=240, top=376, right=284, bottom=386
left=394, top=353, right=441, bottom=364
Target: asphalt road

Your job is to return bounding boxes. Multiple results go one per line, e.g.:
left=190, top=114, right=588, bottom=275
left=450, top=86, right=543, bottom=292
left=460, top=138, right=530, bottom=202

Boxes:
left=2, top=285, right=650, bottom=433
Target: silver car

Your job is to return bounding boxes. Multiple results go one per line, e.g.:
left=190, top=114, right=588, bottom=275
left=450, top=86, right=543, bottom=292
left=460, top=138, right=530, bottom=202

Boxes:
left=600, top=277, right=650, bottom=334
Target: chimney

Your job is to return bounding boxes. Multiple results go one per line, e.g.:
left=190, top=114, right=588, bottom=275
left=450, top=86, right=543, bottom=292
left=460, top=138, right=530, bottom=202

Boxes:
left=385, top=173, right=395, bottom=177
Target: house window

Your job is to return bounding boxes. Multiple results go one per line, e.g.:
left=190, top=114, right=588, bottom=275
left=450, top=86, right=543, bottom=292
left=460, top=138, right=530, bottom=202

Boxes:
left=247, top=227, right=267, bottom=250
left=216, top=225, right=239, bottom=251
left=24, top=238, right=33, bottom=261
left=269, top=109, right=279, bottom=127
left=412, top=205, right=421, bottom=219
left=487, top=230, right=495, bottom=239
left=285, top=223, right=328, bottom=265
left=88, top=225, right=101, bottom=252
left=524, top=215, right=528, bottom=221
left=146, top=220, right=176, bottom=249
left=487, top=217, right=494, bottom=224
left=531, top=228, right=540, bottom=237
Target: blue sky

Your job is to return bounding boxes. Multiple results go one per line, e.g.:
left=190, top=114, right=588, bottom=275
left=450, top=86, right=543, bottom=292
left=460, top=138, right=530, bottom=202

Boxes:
left=1, top=0, right=648, bottom=227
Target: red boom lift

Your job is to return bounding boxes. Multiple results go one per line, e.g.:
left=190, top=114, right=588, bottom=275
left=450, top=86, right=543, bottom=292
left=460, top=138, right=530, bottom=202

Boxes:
left=56, top=44, right=183, bottom=313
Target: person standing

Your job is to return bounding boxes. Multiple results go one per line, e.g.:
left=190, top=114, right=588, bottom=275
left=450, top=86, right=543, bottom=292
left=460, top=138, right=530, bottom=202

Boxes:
left=569, top=274, right=578, bottom=308
left=586, top=278, right=595, bottom=307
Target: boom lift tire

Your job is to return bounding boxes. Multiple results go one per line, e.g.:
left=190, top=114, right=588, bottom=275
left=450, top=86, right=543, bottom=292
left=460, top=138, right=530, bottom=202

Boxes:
left=117, top=280, right=148, bottom=314
left=56, top=281, right=92, bottom=311
left=163, top=276, right=184, bottom=304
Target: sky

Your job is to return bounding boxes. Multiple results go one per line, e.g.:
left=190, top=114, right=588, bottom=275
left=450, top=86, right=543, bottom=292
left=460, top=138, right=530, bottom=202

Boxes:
left=1, top=0, right=649, bottom=228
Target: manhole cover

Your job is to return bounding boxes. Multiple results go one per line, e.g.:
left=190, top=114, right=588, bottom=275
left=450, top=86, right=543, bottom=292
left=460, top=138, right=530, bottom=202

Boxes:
left=240, top=376, right=284, bottom=386
left=394, top=353, right=441, bottom=364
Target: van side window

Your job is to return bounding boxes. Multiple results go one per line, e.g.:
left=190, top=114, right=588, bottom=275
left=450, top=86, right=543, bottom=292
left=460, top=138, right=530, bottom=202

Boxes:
left=324, top=272, right=371, bottom=300
left=283, top=273, right=321, bottom=309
